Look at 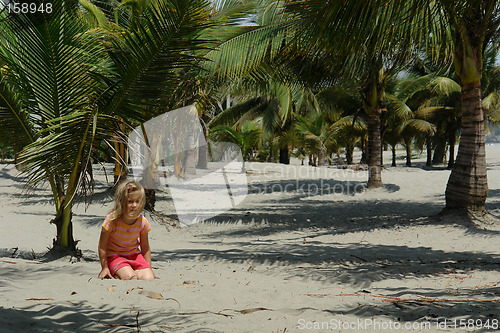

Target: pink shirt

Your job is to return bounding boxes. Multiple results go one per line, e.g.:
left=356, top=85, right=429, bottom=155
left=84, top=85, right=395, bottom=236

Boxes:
left=102, top=214, right=152, bottom=256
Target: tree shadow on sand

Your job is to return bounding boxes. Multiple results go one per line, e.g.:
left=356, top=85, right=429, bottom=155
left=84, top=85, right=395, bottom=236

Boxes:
left=148, top=173, right=500, bottom=328
left=154, top=241, right=500, bottom=287
left=195, top=187, right=500, bottom=239
left=153, top=235, right=500, bottom=328
left=0, top=301, right=189, bottom=333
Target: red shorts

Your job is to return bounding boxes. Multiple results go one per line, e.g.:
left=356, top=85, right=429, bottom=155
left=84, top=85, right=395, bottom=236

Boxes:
left=107, top=253, right=151, bottom=276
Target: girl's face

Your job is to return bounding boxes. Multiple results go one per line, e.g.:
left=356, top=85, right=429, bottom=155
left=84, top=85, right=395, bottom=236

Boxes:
left=123, top=190, right=142, bottom=222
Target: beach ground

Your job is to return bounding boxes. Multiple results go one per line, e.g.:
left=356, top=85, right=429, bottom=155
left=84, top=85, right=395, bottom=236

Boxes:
left=1, top=145, right=500, bottom=332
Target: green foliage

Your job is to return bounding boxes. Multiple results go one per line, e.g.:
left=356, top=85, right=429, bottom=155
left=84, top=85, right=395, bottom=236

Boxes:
left=0, top=0, right=219, bottom=248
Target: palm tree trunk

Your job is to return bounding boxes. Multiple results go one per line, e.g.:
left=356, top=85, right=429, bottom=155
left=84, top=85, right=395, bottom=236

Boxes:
left=367, top=108, right=382, bottom=188
left=317, top=146, right=325, bottom=166
left=426, top=138, right=432, bottom=167
left=279, top=146, right=289, bottom=164
left=182, top=135, right=197, bottom=175
left=113, top=121, right=128, bottom=183
left=445, top=81, right=487, bottom=210
left=391, top=145, right=397, bottom=167
left=404, top=137, right=412, bottom=167
left=266, top=139, right=274, bottom=162
left=360, top=137, right=368, bottom=164
left=346, top=143, right=354, bottom=164
left=55, top=168, right=79, bottom=250
left=279, top=117, right=291, bottom=165
left=363, top=70, right=383, bottom=189
left=433, top=139, right=446, bottom=164
left=380, top=143, right=384, bottom=167
left=447, top=134, right=456, bottom=169
left=54, top=110, right=97, bottom=250
left=197, top=125, right=208, bottom=169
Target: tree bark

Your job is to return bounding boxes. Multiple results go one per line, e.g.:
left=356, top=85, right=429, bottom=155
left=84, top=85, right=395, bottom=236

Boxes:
left=391, top=145, right=397, bottom=167
left=279, top=146, right=290, bottom=164
left=426, top=138, right=432, bottom=167
left=182, top=135, right=197, bottom=176
left=404, top=137, right=412, bottom=167
left=445, top=81, right=487, bottom=210
left=144, top=189, right=156, bottom=211
left=447, top=133, right=456, bottom=169
left=317, top=146, right=325, bottom=166
left=346, top=143, right=354, bottom=165
left=360, top=137, right=367, bottom=164
left=51, top=211, right=75, bottom=251
left=432, top=138, right=446, bottom=164
left=196, top=131, right=208, bottom=169
left=367, top=109, right=382, bottom=188
left=266, top=140, right=274, bottom=162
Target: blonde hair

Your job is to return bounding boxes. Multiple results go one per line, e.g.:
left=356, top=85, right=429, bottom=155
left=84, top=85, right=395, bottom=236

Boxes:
left=108, top=179, right=146, bottom=222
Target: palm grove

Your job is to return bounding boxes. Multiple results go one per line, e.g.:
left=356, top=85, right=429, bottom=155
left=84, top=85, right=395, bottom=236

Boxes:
left=0, top=0, right=499, bottom=250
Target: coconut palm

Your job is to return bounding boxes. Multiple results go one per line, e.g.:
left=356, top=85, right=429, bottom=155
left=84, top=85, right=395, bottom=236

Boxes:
left=284, top=1, right=429, bottom=188
left=285, top=0, right=500, bottom=210
left=210, top=119, right=262, bottom=171
left=412, top=1, right=499, bottom=211
left=482, top=45, right=500, bottom=130
left=0, top=0, right=215, bottom=250
left=295, top=112, right=337, bottom=166
left=385, top=74, right=437, bottom=167
left=316, top=84, right=367, bottom=165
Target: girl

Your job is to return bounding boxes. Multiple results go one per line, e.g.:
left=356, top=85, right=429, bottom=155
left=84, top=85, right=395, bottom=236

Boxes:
left=98, top=180, right=155, bottom=280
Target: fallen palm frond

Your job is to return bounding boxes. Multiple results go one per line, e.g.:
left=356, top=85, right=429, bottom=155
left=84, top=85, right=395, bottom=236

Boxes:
left=179, top=307, right=271, bottom=318
left=303, top=292, right=500, bottom=305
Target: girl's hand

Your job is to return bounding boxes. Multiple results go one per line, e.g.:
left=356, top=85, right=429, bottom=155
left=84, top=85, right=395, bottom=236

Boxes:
left=98, top=267, right=113, bottom=279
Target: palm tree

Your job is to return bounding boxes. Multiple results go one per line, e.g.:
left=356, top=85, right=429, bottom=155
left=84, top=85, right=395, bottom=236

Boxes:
left=316, top=85, right=367, bottom=165
left=210, top=119, right=262, bottom=171
left=294, top=112, right=337, bottom=166
left=286, top=0, right=500, bottom=210
left=481, top=45, right=500, bottom=132
left=417, top=77, right=462, bottom=168
left=385, top=74, right=437, bottom=167
left=0, top=0, right=215, bottom=250
left=410, top=1, right=499, bottom=211
left=284, top=1, right=429, bottom=188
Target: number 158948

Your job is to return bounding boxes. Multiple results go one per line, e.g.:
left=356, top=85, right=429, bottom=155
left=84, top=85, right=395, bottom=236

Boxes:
left=7, top=2, right=53, bottom=14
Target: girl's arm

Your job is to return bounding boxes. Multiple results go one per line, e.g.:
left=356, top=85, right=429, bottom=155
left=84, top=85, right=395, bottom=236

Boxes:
left=139, top=233, right=152, bottom=266
left=98, top=228, right=113, bottom=279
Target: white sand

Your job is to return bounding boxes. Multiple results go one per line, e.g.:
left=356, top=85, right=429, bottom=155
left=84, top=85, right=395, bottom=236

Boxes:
left=1, top=145, right=500, bottom=332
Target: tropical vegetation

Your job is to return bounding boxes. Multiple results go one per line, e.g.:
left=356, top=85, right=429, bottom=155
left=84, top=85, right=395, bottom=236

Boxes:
left=0, top=0, right=499, bottom=250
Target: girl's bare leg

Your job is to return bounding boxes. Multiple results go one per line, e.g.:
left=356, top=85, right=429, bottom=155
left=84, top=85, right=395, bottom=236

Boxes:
left=115, top=266, right=137, bottom=280
left=135, top=268, right=155, bottom=280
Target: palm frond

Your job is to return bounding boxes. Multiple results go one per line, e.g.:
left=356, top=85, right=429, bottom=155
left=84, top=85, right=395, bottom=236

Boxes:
left=405, top=118, right=436, bottom=134
left=202, top=19, right=300, bottom=79
left=102, top=0, right=213, bottom=118
left=429, top=77, right=461, bottom=96
left=0, top=1, right=105, bottom=187
left=208, top=97, right=266, bottom=127
left=416, top=106, right=455, bottom=118
left=332, top=115, right=367, bottom=132
left=484, top=91, right=500, bottom=122
left=0, top=69, right=37, bottom=151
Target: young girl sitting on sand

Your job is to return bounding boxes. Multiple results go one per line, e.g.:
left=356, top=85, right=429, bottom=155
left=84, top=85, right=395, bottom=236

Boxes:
left=98, top=180, right=155, bottom=280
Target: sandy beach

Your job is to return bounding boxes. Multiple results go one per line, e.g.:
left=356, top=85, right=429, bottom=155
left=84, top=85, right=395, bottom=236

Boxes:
left=1, top=145, right=500, bottom=332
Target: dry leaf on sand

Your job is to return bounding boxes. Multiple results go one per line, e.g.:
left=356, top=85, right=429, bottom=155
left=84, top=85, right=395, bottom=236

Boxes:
left=139, top=290, right=164, bottom=300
